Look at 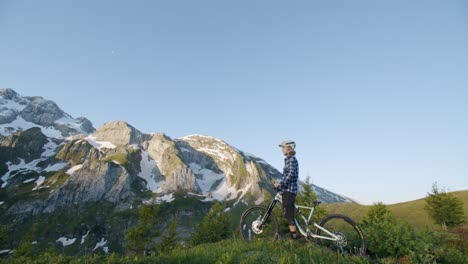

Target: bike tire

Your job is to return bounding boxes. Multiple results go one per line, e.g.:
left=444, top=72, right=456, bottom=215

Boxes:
left=316, top=214, right=366, bottom=256
left=240, top=206, right=279, bottom=241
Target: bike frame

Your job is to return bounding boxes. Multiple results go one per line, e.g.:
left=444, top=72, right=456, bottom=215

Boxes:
left=260, top=192, right=339, bottom=242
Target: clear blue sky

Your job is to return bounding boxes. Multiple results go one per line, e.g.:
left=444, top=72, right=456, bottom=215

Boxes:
left=1, top=0, right=467, bottom=204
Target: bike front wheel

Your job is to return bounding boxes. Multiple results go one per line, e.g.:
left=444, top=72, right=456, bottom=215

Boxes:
left=240, top=206, right=279, bottom=241
left=316, top=214, right=366, bottom=256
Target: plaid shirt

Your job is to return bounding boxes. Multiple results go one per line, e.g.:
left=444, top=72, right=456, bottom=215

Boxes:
left=280, top=155, right=299, bottom=194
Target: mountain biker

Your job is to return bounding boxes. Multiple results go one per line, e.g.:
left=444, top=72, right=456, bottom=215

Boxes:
left=274, top=140, right=299, bottom=240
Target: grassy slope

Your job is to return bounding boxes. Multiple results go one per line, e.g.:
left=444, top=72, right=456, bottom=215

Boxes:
left=324, top=190, right=468, bottom=229
left=0, top=239, right=369, bottom=264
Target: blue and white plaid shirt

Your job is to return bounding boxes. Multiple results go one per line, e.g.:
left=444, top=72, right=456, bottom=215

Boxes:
left=280, top=155, right=299, bottom=194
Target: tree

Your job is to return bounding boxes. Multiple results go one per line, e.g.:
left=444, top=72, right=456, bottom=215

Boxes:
left=190, top=202, right=230, bottom=246
left=362, top=202, right=395, bottom=225
left=362, top=203, right=420, bottom=258
left=157, top=217, right=178, bottom=253
left=425, top=182, right=465, bottom=230
left=125, top=202, right=160, bottom=255
left=295, top=176, right=327, bottom=223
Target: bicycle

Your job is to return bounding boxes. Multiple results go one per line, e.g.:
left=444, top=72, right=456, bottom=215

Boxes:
left=240, top=188, right=366, bottom=256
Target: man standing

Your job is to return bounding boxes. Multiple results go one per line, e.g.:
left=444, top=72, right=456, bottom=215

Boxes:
left=274, top=140, right=299, bottom=240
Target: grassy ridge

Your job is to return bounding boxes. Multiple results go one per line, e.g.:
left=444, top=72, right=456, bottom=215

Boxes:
left=325, top=190, right=468, bottom=228
left=0, top=239, right=369, bottom=264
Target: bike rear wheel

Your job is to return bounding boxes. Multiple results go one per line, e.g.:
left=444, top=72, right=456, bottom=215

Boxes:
left=240, top=206, right=279, bottom=241
left=316, top=214, right=366, bottom=256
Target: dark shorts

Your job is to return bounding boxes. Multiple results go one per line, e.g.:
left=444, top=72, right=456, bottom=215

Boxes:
left=282, top=191, right=296, bottom=226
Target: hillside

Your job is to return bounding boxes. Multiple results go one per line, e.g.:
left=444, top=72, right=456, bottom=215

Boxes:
left=0, top=239, right=369, bottom=264
left=325, top=190, right=468, bottom=229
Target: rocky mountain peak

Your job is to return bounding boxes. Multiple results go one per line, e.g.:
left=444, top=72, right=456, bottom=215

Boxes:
left=93, top=121, right=148, bottom=146
left=0, top=88, right=95, bottom=137
left=20, top=96, right=65, bottom=126
left=0, top=88, right=20, bottom=99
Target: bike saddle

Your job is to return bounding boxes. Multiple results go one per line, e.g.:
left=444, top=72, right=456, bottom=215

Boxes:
left=312, top=201, right=322, bottom=206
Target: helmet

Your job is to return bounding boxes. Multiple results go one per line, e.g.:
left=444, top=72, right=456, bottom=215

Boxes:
left=279, top=140, right=296, bottom=150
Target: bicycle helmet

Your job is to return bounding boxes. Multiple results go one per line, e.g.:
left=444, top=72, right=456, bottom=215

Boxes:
left=278, top=140, right=296, bottom=150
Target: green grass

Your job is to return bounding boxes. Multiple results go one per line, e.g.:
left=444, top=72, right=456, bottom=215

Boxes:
left=325, top=190, right=468, bottom=229
left=41, top=172, right=69, bottom=190
left=0, top=239, right=369, bottom=264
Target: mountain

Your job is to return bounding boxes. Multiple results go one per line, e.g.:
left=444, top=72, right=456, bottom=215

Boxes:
left=0, top=88, right=95, bottom=138
left=0, top=88, right=351, bottom=212
left=0, top=88, right=352, bottom=254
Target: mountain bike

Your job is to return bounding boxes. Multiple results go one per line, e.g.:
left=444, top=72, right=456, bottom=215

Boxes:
left=240, top=189, right=366, bottom=256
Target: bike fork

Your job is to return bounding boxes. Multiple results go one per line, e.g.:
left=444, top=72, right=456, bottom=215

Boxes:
left=260, top=200, right=278, bottom=227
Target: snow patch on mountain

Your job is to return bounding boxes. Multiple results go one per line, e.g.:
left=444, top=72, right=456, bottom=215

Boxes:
left=32, top=176, right=46, bottom=191
left=189, top=163, right=224, bottom=193
left=43, top=162, right=68, bottom=172
left=1, top=159, right=42, bottom=188
left=84, top=135, right=117, bottom=150
left=156, top=193, right=175, bottom=204
left=138, top=149, right=163, bottom=193
left=0, top=116, right=63, bottom=138
left=66, top=164, right=83, bottom=175
left=92, top=238, right=108, bottom=253
left=202, top=180, right=252, bottom=203
left=55, top=115, right=85, bottom=131
left=81, top=230, right=90, bottom=244
left=57, top=237, right=76, bottom=247
left=0, top=96, right=27, bottom=112
left=195, top=147, right=235, bottom=162
left=179, top=134, right=237, bottom=162
left=41, top=138, right=60, bottom=157
left=23, top=178, right=36, bottom=184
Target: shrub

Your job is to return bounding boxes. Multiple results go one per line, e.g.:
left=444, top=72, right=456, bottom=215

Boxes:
left=362, top=203, right=430, bottom=259
left=190, top=202, right=230, bottom=246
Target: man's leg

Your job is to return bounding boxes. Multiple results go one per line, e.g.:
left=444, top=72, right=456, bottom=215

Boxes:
left=283, top=192, right=298, bottom=239
left=289, top=225, right=297, bottom=233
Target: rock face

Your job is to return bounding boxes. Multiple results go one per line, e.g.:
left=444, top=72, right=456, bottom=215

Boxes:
left=20, top=96, right=65, bottom=126
left=44, top=157, right=133, bottom=213
left=93, top=121, right=148, bottom=146
left=175, top=135, right=279, bottom=204
left=145, top=133, right=198, bottom=193
left=0, top=127, right=48, bottom=162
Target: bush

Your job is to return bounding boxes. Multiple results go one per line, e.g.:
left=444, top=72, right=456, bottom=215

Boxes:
left=363, top=203, right=431, bottom=259
left=443, top=226, right=468, bottom=254
left=436, top=246, right=467, bottom=264
left=362, top=202, right=468, bottom=263
left=190, top=202, right=230, bottom=246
